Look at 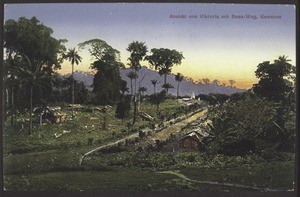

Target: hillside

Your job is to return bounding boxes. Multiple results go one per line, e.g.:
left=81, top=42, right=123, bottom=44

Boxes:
left=120, top=66, right=246, bottom=96
left=64, top=67, right=246, bottom=96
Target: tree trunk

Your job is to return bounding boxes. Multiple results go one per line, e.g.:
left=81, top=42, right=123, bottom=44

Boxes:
left=132, top=96, right=137, bottom=130
left=29, top=86, right=33, bottom=135
left=134, top=71, right=137, bottom=95
left=10, top=86, right=15, bottom=126
left=153, top=85, right=156, bottom=94
left=130, top=79, right=133, bottom=96
left=72, top=63, right=75, bottom=118
left=177, top=81, right=180, bottom=99
left=164, top=74, right=167, bottom=85
left=5, top=88, right=8, bottom=122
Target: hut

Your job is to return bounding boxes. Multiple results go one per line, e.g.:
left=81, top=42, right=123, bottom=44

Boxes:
left=34, top=106, right=66, bottom=124
left=67, top=104, right=84, bottom=111
left=178, top=130, right=206, bottom=150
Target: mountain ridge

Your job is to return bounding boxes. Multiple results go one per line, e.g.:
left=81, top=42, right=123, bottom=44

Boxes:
left=62, top=67, right=246, bottom=96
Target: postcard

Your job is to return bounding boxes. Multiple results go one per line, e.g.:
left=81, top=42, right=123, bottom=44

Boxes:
left=2, top=2, right=296, bottom=193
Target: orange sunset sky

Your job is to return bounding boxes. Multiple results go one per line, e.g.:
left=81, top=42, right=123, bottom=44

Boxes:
left=5, top=3, right=296, bottom=89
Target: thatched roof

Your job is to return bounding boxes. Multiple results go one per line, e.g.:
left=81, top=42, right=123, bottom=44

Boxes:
left=178, top=130, right=208, bottom=142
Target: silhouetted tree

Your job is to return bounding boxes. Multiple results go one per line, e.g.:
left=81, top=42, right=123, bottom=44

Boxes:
left=212, top=79, right=220, bottom=86
left=126, top=41, right=148, bottom=127
left=175, top=73, right=184, bottom=98
left=79, top=39, right=124, bottom=105
left=151, top=79, right=159, bottom=94
left=115, top=96, right=131, bottom=122
left=229, top=79, right=236, bottom=87
left=126, top=71, right=137, bottom=96
left=4, top=17, right=65, bottom=134
left=162, top=83, right=174, bottom=94
left=202, top=78, right=210, bottom=84
left=138, top=86, right=147, bottom=97
left=63, top=48, right=82, bottom=117
left=145, top=48, right=184, bottom=85
left=149, top=90, right=167, bottom=112
left=252, top=55, right=295, bottom=102
left=127, top=41, right=148, bottom=95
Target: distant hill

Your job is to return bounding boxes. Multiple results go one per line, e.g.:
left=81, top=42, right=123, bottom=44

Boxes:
left=120, top=66, right=246, bottom=96
left=62, top=71, right=94, bottom=90
left=63, top=67, right=246, bottom=96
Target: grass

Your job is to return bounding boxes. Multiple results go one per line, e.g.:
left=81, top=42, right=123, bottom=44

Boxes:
left=179, top=161, right=295, bottom=190
left=4, top=151, right=294, bottom=191
left=2, top=99, right=295, bottom=191
left=3, top=99, right=182, bottom=155
left=3, top=169, right=175, bottom=191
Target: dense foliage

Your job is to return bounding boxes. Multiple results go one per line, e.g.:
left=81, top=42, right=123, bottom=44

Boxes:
left=204, top=56, right=296, bottom=156
left=4, top=17, right=66, bottom=134
left=145, top=48, right=184, bottom=85
left=79, top=39, right=125, bottom=105
left=50, top=75, right=88, bottom=104
left=252, top=55, right=295, bottom=102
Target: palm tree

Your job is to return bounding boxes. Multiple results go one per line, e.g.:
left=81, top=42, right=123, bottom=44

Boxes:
left=18, top=54, right=51, bottom=135
left=162, top=83, right=174, bottom=94
left=138, top=86, right=147, bottom=97
left=126, top=71, right=138, bottom=96
left=151, top=79, right=159, bottom=94
left=64, top=48, right=82, bottom=118
left=175, top=73, right=184, bottom=99
left=127, top=41, right=148, bottom=127
left=275, top=55, right=291, bottom=64
left=127, top=41, right=148, bottom=95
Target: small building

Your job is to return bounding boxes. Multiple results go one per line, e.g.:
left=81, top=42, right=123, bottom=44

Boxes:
left=34, top=106, right=66, bottom=124
left=51, top=111, right=66, bottom=123
left=67, top=104, right=84, bottom=111
left=178, top=131, right=206, bottom=150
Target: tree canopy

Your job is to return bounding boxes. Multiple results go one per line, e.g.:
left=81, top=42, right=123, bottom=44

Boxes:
left=79, top=39, right=124, bottom=105
left=145, top=48, right=184, bottom=85
left=4, top=17, right=66, bottom=134
left=252, top=55, right=295, bottom=102
left=127, top=41, right=148, bottom=71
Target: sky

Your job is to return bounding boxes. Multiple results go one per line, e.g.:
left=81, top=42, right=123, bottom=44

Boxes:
left=4, top=3, right=296, bottom=89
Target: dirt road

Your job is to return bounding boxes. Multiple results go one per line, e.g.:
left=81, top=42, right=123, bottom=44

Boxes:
left=134, top=109, right=207, bottom=149
left=79, top=109, right=207, bottom=165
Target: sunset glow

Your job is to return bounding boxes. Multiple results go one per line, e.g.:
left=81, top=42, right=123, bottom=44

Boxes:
left=4, top=3, right=296, bottom=89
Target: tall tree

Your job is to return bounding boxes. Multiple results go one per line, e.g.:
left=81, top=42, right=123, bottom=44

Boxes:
left=78, top=39, right=124, bottom=105
left=145, top=48, right=184, bottom=86
left=149, top=90, right=167, bottom=113
left=151, top=79, right=159, bottom=94
left=115, top=95, right=131, bottom=122
left=3, top=55, right=23, bottom=126
left=120, top=80, right=129, bottom=96
left=252, top=55, right=295, bottom=102
left=175, top=73, right=184, bottom=99
left=138, top=86, right=147, bottom=97
left=64, top=48, right=82, bottom=118
left=127, top=41, right=148, bottom=95
left=162, top=83, right=174, bottom=95
left=3, top=17, right=65, bottom=134
left=126, top=71, right=138, bottom=96
left=126, top=41, right=148, bottom=127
